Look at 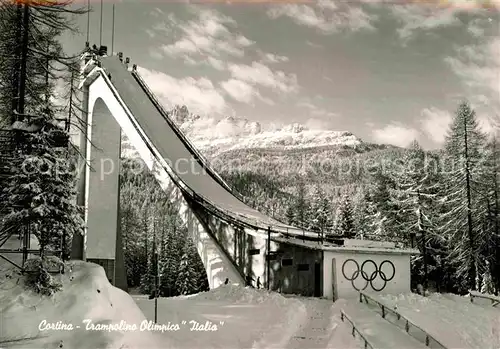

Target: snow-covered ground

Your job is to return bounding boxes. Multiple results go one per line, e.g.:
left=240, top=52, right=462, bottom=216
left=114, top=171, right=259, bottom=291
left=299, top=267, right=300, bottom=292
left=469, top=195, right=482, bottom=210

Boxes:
left=0, top=261, right=168, bottom=349
left=2, top=259, right=495, bottom=349
left=0, top=261, right=360, bottom=349
left=368, top=292, right=500, bottom=349
left=133, top=287, right=360, bottom=349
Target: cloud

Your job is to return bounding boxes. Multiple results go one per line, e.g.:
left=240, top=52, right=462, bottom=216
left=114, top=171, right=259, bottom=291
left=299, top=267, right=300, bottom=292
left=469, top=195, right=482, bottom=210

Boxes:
left=420, top=107, right=453, bottom=144
left=138, top=67, right=229, bottom=117
left=390, top=5, right=462, bottom=41
left=445, top=37, right=500, bottom=111
left=149, top=49, right=163, bottom=60
left=420, top=106, right=496, bottom=144
left=372, top=123, right=420, bottom=147
left=306, top=41, right=323, bottom=48
left=477, top=113, right=496, bottom=134
left=297, top=100, right=337, bottom=118
left=220, top=79, right=274, bottom=105
left=467, top=18, right=485, bottom=37
left=160, top=7, right=254, bottom=66
left=260, top=52, right=289, bottom=64
left=227, top=61, right=299, bottom=94
left=266, top=1, right=377, bottom=34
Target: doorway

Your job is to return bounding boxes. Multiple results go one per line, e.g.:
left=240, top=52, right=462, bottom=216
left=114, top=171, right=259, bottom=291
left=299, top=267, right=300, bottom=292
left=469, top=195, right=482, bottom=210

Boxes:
left=314, top=262, right=321, bottom=297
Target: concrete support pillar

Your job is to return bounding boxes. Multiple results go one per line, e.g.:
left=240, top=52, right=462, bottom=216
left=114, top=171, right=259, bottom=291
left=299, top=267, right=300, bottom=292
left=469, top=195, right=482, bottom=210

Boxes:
left=76, top=96, right=127, bottom=291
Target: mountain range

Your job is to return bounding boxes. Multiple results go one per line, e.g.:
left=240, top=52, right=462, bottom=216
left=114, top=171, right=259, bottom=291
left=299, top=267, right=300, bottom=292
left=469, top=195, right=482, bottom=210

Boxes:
left=121, top=105, right=402, bottom=195
left=168, top=105, right=365, bottom=157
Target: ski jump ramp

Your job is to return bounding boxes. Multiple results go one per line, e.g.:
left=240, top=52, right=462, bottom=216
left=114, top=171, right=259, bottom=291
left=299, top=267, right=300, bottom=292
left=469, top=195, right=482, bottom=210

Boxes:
left=72, top=54, right=323, bottom=292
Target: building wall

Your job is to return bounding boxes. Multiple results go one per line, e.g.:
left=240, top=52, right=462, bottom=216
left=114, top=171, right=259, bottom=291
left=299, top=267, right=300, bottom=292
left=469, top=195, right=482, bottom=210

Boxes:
left=323, top=250, right=411, bottom=300
left=199, top=212, right=272, bottom=288
left=269, top=243, right=323, bottom=297
left=196, top=213, right=323, bottom=297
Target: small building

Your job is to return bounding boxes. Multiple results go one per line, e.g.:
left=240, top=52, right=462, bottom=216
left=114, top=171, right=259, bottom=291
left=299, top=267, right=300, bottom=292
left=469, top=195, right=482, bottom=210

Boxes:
left=269, top=237, right=418, bottom=300
left=323, top=239, right=418, bottom=300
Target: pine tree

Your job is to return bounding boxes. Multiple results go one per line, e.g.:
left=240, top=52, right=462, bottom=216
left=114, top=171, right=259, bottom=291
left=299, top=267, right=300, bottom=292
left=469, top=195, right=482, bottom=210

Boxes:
left=368, top=169, right=399, bottom=242
left=353, top=188, right=377, bottom=239
left=175, top=247, right=197, bottom=296
left=290, top=180, right=310, bottom=228
left=285, top=204, right=295, bottom=225
left=159, top=212, right=185, bottom=297
left=481, top=137, right=500, bottom=291
left=335, top=194, right=355, bottom=238
left=0, top=3, right=21, bottom=126
left=481, top=261, right=494, bottom=294
left=308, top=185, right=334, bottom=236
left=441, top=101, right=487, bottom=291
left=0, top=0, right=87, bottom=294
left=4, top=129, right=83, bottom=250
left=393, top=141, right=443, bottom=242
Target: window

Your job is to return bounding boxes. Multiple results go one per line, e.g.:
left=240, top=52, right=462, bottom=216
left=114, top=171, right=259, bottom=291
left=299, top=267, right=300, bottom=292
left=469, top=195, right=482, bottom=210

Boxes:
left=297, top=264, right=309, bottom=271
left=282, top=258, right=293, bottom=266
left=248, top=249, right=260, bottom=255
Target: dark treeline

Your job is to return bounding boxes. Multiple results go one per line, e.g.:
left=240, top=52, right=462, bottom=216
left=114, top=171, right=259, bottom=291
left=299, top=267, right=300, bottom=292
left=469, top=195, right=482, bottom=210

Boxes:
left=120, top=158, right=209, bottom=296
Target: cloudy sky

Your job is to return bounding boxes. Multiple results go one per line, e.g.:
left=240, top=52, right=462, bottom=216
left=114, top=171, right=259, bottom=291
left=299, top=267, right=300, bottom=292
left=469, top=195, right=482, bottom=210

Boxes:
left=63, top=0, right=500, bottom=149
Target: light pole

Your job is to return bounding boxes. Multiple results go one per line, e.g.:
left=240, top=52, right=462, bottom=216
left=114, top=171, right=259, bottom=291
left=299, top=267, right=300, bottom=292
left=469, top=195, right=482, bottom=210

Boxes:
left=153, top=214, right=159, bottom=324
left=267, top=227, right=270, bottom=290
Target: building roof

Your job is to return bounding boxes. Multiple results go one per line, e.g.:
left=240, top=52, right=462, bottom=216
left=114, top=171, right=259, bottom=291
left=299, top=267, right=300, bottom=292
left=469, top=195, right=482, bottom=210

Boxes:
left=272, top=237, right=419, bottom=256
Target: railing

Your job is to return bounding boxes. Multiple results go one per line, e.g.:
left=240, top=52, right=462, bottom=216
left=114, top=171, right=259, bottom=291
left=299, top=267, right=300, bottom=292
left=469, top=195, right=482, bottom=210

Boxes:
left=469, top=290, right=500, bottom=307
left=92, top=57, right=327, bottom=244
left=359, top=292, right=447, bottom=349
left=97, top=67, right=261, bottom=235
left=340, top=310, right=374, bottom=349
left=129, top=66, right=327, bottom=242
left=131, top=70, right=246, bottom=203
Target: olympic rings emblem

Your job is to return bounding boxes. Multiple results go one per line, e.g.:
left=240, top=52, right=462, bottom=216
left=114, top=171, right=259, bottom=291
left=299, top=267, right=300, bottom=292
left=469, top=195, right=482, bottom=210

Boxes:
left=341, top=259, right=395, bottom=292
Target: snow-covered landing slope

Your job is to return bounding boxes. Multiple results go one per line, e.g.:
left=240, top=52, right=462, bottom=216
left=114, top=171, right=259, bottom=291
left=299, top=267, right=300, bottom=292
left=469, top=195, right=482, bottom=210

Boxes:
left=371, top=292, right=500, bottom=349
left=0, top=261, right=168, bottom=349
left=134, top=286, right=362, bottom=349
left=134, top=285, right=308, bottom=349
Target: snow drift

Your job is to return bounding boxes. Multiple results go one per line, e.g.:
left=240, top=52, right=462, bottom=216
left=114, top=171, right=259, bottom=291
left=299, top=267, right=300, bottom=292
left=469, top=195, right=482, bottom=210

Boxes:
left=0, top=261, right=169, bottom=349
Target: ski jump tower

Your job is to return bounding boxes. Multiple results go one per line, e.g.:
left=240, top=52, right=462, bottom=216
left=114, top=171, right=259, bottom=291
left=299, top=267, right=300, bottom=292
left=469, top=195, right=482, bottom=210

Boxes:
left=71, top=48, right=418, bottom=299
left=71, top=49, right=279, bottom=292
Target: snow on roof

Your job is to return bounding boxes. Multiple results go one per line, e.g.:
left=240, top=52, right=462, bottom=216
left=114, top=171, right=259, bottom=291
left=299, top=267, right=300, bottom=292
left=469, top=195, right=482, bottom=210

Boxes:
left=272, top=236, right=419, bottom=255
